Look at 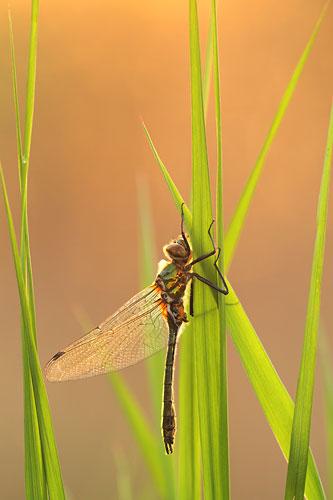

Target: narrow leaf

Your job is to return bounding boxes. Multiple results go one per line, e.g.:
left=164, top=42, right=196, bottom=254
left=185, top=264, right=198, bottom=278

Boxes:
left=225, top=281, right=326, bottom=500
left=284, top=102, right=333, bottom=500
left=190, top=0, right=223, bottom=498
left=0, top=163, right=66, bottom=500
left=212, top=0, right=230, bottom=497
left=224, top=0, right=330, bottom=270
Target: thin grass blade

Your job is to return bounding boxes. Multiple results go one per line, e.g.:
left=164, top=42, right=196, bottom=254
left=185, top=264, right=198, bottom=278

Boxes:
left=8, top=13, right=46, bottom=499
left=284, top=102, right=333, bottom=500
left=137, top=178, right=162, bottom=425
left=212, top=0, right=230, bottom=497
left=189, top=0, right=224, bottom=497
left=23, top=0, right=39, bottom=163
left=137, top=178, right=176, bottom=498
left=202, top=11, right=213, bottom=117
left=178, top=323, right=201, bottom=500
left=142, top=121, right=192, bottom=228
left=8, top=11, right=23, bottom=185
left=0, top=163, right=66, bottom=499
left=225, top=281, right=326, bottom=500
left=224, top=0, right=330, bottom=270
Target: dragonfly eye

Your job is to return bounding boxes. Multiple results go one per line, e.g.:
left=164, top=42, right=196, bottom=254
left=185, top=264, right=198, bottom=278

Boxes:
left=164, top=242, right=188, bottom=262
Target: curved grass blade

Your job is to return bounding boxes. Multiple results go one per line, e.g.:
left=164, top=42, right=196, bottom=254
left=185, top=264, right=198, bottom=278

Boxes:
left=142, top=121, right=192, bottom=229
left=225, top=281, right=326, bottom=500
left=224, top=0, right=330, bottom=270
left=284, top=102, right=333, bottom=500
left=0, top=163, right=66, bottom=500
left=8, top=13, right=46, bottom=499
left=8, top=3, right=66, bottom=498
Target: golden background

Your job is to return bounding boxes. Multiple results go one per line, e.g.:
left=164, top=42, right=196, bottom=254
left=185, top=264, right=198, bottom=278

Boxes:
left=0, top=0, right=332, bottom=498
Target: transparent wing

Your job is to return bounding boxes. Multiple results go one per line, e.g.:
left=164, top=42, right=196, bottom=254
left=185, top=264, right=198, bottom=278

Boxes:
left=44, top=285, right=169, bottom=381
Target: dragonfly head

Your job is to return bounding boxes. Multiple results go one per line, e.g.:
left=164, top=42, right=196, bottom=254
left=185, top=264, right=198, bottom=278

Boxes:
left=164, top=237, right=192, bottom=265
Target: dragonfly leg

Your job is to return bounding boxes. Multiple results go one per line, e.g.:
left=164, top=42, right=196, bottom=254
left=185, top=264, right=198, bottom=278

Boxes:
left=213, top=248, right=229, bottom=295
left=190, top=272, right=228, bottom=295
left=186, top=220, right=229, bottom=295
left=180, top=202, right=191, bottom=258
left=185, top=220, right=216, bottom=268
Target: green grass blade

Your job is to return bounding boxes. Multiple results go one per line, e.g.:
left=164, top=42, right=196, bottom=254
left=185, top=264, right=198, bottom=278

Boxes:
left=142, top=121, right=192, bottom=227
left=212, top=0, right=229, bottom=497
left=8, top=11, right=23, bottom=187
left=0, top=163, right=66, bottom=500
left=320, top=329, right=333, bottom=500
left=23, top=0, right=39, bottom=163
left=112, top=449, right=133, bottom=500
left=224, top=0, right=330, bottom=270
left=189, top=0, right=223, bottom=497
left=225, top=281, right=326, bottom=500
left=284, top=102, right=333, bottom=500
left=137, top=179, right=162, bottom=425
left=8, top=13, right=46, bottom=499
left=108, top=374, right=168, bottom=499
left=178, top=325, right=201, bottom=500
left=202, top=12, right=213, bottom=117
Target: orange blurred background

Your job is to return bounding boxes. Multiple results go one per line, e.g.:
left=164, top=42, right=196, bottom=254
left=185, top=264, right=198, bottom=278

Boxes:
left=0, top=1, right=332, bottom=498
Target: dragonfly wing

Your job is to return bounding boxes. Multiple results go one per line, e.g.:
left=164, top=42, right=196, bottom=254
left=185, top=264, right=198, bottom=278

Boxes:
left=44, top=285, right=170, bottom=382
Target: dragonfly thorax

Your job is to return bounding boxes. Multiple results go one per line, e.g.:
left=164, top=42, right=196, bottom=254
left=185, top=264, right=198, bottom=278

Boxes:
left=163, top=237, right=192, bottom=265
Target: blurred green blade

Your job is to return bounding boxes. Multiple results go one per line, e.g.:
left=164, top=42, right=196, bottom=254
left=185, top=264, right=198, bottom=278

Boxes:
left=225, top=282, right=326, bottom=500
left=284, top=103, right=333, bottom=500
left=76, top=309, right=170, bottom=499
left=136, top=179, right=176, bottom=499
left=112, top=448, right=133, bottom=500
left=137, top=179, right=162, bottom=424
left=224, top=0, right=330, bottom=270
left=108, top=374, right=168, bottom=499
left=212, top=0, right=230, bottom=496
left=0, top=164, right=66, bottom=500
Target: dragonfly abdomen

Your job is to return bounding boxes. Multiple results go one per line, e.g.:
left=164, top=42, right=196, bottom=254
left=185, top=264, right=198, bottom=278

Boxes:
left=162, top=322, right=179, bottom=454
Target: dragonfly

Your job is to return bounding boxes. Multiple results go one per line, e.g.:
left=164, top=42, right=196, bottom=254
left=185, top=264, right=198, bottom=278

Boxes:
left=44, top=204, right=229, bottom=454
